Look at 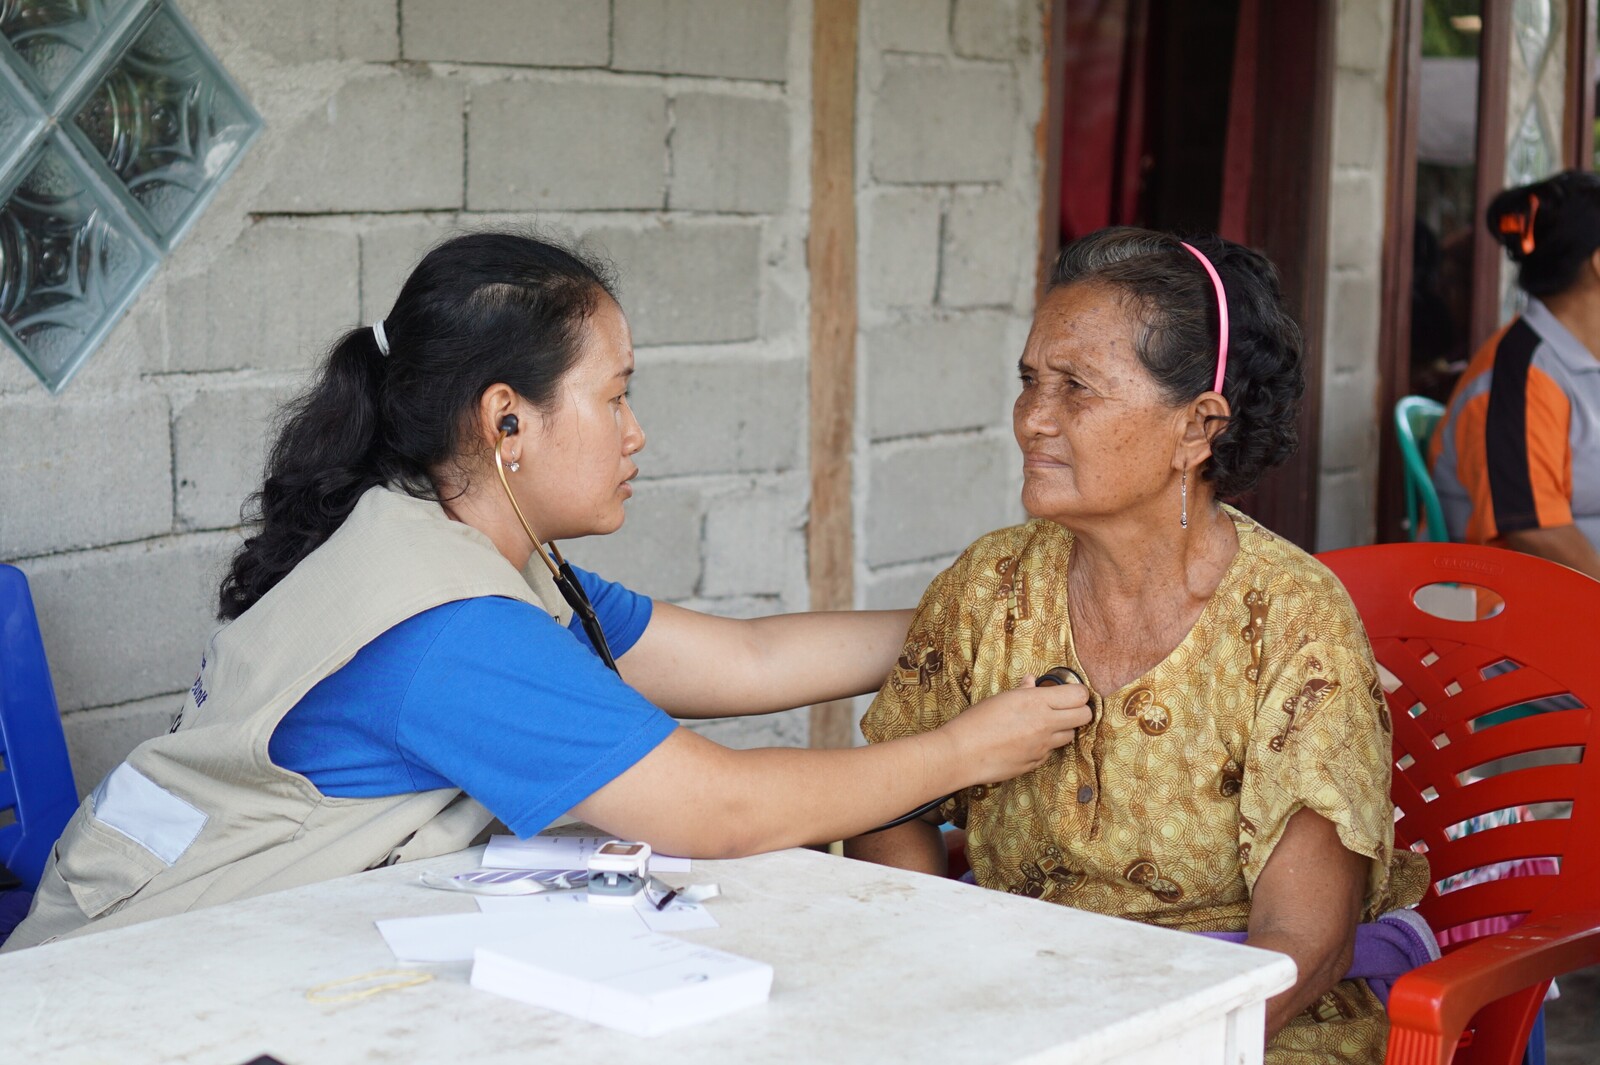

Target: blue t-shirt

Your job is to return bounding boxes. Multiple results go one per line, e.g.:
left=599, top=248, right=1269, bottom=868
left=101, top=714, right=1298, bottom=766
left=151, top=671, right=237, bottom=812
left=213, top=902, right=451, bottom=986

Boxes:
left=268, top=566, right=676, bottom=837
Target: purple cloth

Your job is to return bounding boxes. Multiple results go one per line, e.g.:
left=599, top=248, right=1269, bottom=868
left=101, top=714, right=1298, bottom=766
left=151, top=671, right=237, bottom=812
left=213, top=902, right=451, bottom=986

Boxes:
left=1199, top=909, right=1439, bottom=1006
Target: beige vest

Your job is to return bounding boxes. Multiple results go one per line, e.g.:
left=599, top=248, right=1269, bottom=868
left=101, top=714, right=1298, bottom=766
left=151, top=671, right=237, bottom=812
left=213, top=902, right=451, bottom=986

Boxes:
left=5, top=487, right=570, bottom=950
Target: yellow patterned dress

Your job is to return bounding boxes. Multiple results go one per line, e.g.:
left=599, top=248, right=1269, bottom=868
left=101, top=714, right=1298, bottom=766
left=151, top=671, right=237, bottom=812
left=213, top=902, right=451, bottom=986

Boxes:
left=862, top=507, right=1428, bottom=1065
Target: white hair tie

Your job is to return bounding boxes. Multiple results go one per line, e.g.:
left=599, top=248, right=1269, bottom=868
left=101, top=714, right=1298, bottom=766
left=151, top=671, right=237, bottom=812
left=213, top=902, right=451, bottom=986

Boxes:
left=371, top=320, right=391, bottom=357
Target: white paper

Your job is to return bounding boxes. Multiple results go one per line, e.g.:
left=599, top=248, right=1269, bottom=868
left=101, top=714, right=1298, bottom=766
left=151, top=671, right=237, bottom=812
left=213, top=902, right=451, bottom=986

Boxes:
left=483, top=834, right=690, bottom=873
left=475, top=890, right=719, bottom=932
left=475, top=891, right=636, bottom=920
left=635, top=896, right=719, bottom=932
left=376, top=902, right=631, bottom=962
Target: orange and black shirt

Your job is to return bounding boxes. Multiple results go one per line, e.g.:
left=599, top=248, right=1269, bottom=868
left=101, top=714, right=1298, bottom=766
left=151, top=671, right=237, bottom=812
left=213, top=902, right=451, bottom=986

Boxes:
left=1430, top=299, right=1600, bottom=550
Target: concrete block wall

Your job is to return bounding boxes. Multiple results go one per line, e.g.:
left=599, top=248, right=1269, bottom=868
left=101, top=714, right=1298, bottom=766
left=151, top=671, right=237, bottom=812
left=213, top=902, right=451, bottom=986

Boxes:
left=854, top=0, right=1042, bottom=614
left=0, top=0, right=818, bottom=793
left=3, top=1, right=1409, bottom=784
left=1316, top=0, right=1393, bottom=551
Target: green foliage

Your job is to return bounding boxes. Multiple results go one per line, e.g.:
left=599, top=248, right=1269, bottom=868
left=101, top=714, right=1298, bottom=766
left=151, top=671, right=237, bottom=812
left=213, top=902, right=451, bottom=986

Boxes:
left=1422, top=0, right=1483, bottom=58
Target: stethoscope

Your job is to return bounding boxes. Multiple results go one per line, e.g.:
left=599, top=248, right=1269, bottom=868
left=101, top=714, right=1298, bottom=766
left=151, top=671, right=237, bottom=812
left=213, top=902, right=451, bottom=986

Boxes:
left=494, top=414, right=620, bottom=673
left=864, top=665, right=1087, bottom=833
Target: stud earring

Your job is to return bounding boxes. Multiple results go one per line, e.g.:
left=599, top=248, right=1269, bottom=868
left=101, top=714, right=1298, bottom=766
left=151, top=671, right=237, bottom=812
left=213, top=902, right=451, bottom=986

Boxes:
left=1179, top=468, right=1188, bottom=529
left=508, top=460, right=520, bottom=473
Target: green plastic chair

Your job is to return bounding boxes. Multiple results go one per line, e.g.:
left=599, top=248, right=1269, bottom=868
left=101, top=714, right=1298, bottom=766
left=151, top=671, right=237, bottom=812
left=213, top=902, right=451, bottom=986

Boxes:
left=1394, top=396, right=1449, bottom=543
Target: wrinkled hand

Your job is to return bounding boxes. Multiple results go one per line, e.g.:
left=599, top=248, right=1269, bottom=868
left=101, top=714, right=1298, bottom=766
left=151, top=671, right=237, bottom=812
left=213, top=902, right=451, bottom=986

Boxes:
left=939, top=675, right=1093, bottom=785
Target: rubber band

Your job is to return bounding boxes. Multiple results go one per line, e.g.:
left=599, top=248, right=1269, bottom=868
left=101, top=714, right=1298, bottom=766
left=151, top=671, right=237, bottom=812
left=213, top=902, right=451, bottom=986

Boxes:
left=305, top=968, right=433, bottom=1004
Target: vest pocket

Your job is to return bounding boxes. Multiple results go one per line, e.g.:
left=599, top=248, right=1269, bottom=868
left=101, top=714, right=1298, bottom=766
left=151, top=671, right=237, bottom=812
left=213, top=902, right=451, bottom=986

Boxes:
left=54, top=813, right=170, bottom=919
left=53, top=759, right=210, bottom=921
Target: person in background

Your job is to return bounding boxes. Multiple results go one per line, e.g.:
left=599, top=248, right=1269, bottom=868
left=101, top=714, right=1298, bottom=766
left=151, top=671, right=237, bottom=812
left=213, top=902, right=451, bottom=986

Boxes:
left=1432, top=170, right=1600, bottom=580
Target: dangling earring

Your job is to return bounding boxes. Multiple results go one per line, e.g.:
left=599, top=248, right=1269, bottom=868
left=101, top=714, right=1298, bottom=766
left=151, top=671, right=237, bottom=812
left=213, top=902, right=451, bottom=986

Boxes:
left=1179, top=468, right=1188, bottom=529
left=508, top=459, right=520, bottom=473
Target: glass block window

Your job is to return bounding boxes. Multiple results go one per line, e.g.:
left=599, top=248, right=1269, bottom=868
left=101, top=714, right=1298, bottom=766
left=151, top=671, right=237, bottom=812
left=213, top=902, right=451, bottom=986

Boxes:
left=0, top=1, right=260, bottom=392
left=1507, top=0, right=1559, bottom=189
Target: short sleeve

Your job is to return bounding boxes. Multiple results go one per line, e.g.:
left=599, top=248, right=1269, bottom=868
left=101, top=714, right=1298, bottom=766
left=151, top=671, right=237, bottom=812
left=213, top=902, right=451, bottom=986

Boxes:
left=396, top=597, right=678, bottom=837
left=1484, top=364, right=1574, bottom=535
left=1512, top=367, right=1574, bottom=530
left=860, top=552, right=981, bottom=826
left=1237, top=582, right=1398, bottom=911
left=569, top=564, right=653, bottom=658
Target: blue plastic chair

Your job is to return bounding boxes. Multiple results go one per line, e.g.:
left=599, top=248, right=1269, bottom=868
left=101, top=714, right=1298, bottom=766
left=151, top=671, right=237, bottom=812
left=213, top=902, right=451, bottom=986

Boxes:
left=1394, top=396, right=1449, bottom=543
left=0, top=564, right=77, bottom=891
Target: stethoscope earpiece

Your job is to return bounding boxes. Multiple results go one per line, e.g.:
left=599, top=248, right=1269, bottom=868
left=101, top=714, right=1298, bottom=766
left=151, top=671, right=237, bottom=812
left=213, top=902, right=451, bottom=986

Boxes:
left=490, top=409, right=619, bottom=675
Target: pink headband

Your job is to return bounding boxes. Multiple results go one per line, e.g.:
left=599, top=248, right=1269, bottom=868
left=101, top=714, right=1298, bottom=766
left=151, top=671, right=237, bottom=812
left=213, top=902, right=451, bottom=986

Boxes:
left=1180, top=241, right=1228, bottom=393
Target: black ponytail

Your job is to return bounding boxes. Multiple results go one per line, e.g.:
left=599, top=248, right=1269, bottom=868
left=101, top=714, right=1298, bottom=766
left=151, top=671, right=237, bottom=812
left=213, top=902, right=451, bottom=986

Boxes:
left=1487, top=169, right=1600, bottom=298
left=218, top=231, right=616, bottom=620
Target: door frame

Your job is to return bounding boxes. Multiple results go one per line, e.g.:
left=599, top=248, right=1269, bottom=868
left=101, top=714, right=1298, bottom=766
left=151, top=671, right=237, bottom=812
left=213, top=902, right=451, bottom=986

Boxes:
left=1567, top=0, right=1595, bottom=169
left=1231, top=0, right=1335, bottom=549
left=806, top=0, right=860, bottom=750
left=1376, top=0, right=1513, bottom=543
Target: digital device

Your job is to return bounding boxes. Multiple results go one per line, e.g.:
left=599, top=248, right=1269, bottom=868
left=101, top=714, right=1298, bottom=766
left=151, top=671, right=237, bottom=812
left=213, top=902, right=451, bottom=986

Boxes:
left=586, top=839, right=651, bottom=905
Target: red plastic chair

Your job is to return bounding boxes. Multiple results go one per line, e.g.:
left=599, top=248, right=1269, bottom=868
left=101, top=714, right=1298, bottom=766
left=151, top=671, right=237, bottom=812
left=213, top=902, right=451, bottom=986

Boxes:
left=1318, top=543, right=1600, bottom=1065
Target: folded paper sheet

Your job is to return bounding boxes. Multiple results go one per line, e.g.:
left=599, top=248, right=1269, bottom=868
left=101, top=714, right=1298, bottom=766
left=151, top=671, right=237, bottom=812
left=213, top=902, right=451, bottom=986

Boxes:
left=375, top=900, right=631, bottom=963
left=377, top=892, right=717, bottom=962
left=477, top=890, right=718, bottom=932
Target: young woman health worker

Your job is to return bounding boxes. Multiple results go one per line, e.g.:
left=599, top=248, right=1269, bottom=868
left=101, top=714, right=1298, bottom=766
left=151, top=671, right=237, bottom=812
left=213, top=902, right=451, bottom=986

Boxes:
left=3, top=232, right=1090, bottom=951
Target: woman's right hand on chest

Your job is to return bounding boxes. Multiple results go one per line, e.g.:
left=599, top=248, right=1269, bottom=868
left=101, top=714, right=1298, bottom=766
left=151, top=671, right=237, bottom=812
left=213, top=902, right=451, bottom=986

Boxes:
left=571, top=676, right=1091, bottom=859
left=936, top=675, right=1092, bottom=785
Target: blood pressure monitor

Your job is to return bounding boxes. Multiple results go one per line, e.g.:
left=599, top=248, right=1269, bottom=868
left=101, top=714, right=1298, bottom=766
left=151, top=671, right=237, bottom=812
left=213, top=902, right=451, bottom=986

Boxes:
left=586, top=840, right=651, bottom=905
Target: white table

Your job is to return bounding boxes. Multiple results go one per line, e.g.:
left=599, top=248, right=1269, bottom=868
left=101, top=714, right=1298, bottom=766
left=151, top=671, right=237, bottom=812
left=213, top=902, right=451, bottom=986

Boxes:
left=2, top=844, right=1295, bottom=1064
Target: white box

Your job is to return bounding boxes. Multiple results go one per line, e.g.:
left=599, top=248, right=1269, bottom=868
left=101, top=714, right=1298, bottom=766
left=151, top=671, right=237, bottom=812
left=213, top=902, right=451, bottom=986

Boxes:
left=471, top=924, right=773, bottom=1037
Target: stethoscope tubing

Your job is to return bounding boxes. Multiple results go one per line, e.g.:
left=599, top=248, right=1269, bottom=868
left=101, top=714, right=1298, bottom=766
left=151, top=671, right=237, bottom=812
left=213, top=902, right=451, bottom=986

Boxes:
left=494, top=425, right=621, bottom=673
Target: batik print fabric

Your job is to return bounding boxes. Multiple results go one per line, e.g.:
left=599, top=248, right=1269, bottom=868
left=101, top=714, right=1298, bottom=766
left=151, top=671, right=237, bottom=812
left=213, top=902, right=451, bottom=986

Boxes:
left=862, top=507, right=1428, bottom=1065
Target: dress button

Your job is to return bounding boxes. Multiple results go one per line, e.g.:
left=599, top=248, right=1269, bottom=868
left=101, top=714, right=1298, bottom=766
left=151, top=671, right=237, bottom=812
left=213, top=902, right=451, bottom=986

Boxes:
left=1077, top=785, right=1094, bottom=804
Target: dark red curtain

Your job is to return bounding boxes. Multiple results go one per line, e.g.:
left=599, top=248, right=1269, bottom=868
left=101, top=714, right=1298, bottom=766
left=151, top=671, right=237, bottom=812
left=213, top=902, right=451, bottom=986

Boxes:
left=1059, top=0, right=1150, bottom=242
left=1218, top=0, right=1259, bottom=243
left=1061, top=0, right=1262, bottom=244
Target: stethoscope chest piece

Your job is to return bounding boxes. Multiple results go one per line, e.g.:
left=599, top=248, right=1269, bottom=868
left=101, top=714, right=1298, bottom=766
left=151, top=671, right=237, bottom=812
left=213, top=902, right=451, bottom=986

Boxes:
left=1037, top=665, right=1095, bottom=725
left=1035, top=665, right=1084, bottom=688
left=866, top=664, right=1093, bottom=835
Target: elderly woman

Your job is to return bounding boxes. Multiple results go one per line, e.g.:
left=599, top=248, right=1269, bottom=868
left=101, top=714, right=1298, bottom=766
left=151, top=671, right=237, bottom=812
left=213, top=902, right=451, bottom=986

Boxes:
left=848, top=228, right=1427, bottom=1064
